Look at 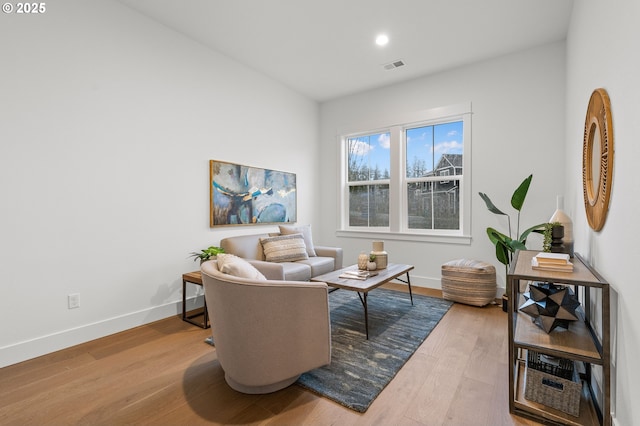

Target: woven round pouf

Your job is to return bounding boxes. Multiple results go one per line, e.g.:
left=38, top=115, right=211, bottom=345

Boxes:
left=441, top=259, right=497, bottom=307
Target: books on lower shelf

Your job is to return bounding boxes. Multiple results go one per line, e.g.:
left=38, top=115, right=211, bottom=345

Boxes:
left=531, top=252, right=573, bottom=272
left=339, top=270, right=379, bottom=280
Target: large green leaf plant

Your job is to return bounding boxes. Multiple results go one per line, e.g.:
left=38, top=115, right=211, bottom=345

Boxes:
left=479, top=174, right=547, bottom=291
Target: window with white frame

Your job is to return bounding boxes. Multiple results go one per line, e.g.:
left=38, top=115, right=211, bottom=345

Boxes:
left=346, top=132, right=390, bottom=227
left=339, top=103, right=472, bottom=242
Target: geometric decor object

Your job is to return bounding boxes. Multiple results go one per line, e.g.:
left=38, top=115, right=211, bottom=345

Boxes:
left=519, top=282, right=581, bottom=333
left=209, top=160, right=297, bottom=227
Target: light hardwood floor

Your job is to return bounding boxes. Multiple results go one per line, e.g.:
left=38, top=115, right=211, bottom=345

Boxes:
left=0, top=285, right=541, bottom=425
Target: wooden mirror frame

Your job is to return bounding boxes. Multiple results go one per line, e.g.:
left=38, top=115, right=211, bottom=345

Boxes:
left=582, top=88, right=614, bottom=231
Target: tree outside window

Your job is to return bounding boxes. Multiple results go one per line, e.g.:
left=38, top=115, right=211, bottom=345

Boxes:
left=347, top=133, right=390, bottom=227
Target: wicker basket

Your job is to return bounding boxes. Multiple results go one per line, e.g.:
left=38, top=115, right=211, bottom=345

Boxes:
left=524, top=351, right=581, bottom=417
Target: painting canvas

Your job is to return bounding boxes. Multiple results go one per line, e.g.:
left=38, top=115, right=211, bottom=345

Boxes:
left=210, top=160, right=297, bottom=227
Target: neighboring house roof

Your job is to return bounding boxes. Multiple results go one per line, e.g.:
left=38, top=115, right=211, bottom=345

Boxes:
left=421, top=154, right=463, bottom=177
left=436, top=154, right=462, bottom=170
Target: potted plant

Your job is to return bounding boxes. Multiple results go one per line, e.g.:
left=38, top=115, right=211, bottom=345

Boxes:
left=478, top=174, right=547, bottom=311
left=367, top=253, right=377, bottom=271
left=189, top=246, right=225, bottom=264
left=542, top=222, right=563, bottom=252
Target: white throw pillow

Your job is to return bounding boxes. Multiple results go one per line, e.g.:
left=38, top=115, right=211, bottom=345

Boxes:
left=278, top=224, right=317, bottom=257
left=260, top=234, right=309, bottom=262
left=216, top=253, right=266, bottom=280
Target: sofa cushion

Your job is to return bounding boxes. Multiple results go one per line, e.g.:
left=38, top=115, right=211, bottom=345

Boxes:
left=279, top=224, right=317, bottom=257
left=297, top=256, right=335, bottom=278
left=280, top=262, right=313, bottom=281
left=220, top=233, right=269, bottom=261
left=260, top=234, right=309, bottom=263
left=217, top=253, right=267, bottom=280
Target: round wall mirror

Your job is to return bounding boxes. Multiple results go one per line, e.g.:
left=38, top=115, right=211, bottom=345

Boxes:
left=582, top=88, right=614, bottom=231
left=588, top=121, right=601, bottom=199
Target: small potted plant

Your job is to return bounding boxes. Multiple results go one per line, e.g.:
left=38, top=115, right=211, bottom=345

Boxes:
left=189, top=246, right=225, bottom=264
left=367, top=253, right=377, bottom=271
left=542, top=222, right=563, bottom=252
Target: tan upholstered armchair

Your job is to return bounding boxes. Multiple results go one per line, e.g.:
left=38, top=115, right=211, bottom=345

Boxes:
left=200, top=259, right=332, bottom=394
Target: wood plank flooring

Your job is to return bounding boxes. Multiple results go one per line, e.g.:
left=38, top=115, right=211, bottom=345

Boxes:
left=0, top=285, right=541, bottom=425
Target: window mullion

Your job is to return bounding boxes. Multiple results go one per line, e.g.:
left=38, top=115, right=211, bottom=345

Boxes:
left=389, top=126, right=402, bottom=233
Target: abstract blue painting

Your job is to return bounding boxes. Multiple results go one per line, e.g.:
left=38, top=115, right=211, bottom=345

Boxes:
left=210, top=160, right=297, bottom=227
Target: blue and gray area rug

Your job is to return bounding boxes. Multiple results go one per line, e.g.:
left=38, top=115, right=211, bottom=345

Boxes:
left=296, top=288, right=453, bottom=412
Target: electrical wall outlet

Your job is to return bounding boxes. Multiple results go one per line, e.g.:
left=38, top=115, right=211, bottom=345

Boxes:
left=68, top=293, right=80, bottom=309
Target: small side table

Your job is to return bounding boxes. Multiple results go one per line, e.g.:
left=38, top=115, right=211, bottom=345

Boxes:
left=182, top=271, right=210, bottom=329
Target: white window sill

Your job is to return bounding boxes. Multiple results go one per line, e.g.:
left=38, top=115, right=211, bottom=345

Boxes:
left=335, top=230, right=472, bottom=245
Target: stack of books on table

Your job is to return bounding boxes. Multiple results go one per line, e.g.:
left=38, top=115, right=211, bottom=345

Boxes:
left=531, top=252, right=573, bottom=272
left=339, top=270, right=379, bottom=280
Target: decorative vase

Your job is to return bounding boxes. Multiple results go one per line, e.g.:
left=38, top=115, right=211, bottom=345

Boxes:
left=371, top=241, right=388, bottom=269
left=367, top=261, right=377, bottom=271
left=358, top=252, right=369, bottom=270
left=549, top=196, right=574, bottom=257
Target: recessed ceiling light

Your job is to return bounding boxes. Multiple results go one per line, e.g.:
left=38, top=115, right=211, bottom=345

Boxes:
left=375, top=34, right=389, bottom=46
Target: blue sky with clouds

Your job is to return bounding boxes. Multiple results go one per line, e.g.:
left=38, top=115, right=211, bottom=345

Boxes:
left=348, top=120, right=463, bottom=178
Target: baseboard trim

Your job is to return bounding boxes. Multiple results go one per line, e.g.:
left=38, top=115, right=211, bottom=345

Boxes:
left=0, top=296, right=204, bottom=368
left=404, top=274, right=440, bottom=289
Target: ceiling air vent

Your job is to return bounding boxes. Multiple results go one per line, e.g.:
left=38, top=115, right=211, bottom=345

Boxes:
left=383, top=59, right=405, bottom=70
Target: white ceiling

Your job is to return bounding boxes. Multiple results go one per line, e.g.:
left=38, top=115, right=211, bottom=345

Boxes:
left=116, top=0, right=574, bottom=102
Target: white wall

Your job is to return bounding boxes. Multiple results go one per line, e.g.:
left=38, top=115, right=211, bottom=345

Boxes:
left=319, top=42, right=567, bottom=290
left=0, top=0, right=319, bottom=367
left=566, top=1, right=640, bottom=424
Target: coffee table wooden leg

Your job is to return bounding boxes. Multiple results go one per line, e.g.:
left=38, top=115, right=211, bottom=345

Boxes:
left=395, top=272, right=414, bottom=305
left=363, top=293, right=369, bottom=339
left=407, top=272, right=413, bottom=305
left=356, top=292, right=370, bottom=340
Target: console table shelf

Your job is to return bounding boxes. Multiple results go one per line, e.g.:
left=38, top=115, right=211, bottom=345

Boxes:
left=507, top=251, right=610, bottom=426
left=514, top=303, right=601, bottom=361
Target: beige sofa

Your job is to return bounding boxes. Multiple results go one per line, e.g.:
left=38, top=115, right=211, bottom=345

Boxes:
left=200, top=259, right=331, bottom=394
left=220, top=229, right=343, bottom=281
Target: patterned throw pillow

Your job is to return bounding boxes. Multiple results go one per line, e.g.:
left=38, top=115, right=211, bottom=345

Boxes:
left=216, top=253, right=266, bottom=280
left=278, top=224, right=317, bottom=257
left=260, top=234, right=309, bottom=263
